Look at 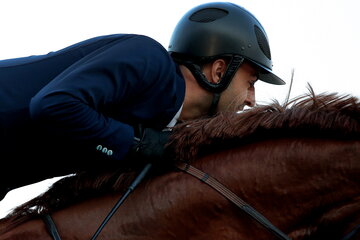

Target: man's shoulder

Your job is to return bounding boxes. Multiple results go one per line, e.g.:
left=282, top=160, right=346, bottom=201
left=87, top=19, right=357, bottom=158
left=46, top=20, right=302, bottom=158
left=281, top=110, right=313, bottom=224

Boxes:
left=67, top=34, right=162, bottom=53
left=96, top=34, right=161, bottom=46
left=102, top=34, right=171, bottom=65
left=110, top=34, right=166, bottom=53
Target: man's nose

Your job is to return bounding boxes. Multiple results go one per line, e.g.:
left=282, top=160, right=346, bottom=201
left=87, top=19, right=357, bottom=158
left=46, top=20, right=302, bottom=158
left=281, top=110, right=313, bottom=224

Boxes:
left=244, top=87, right=255, bottom=107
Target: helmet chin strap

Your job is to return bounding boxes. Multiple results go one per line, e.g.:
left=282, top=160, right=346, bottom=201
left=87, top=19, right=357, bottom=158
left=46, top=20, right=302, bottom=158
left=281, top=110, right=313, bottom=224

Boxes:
left=182, top=55, right=244, bottom=116
left=208, top=93, right=221, bottom=116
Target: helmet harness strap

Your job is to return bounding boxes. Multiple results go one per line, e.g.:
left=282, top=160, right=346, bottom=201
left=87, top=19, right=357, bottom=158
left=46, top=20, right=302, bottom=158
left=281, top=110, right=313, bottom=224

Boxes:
left=182, top=55, right=244, bottom=116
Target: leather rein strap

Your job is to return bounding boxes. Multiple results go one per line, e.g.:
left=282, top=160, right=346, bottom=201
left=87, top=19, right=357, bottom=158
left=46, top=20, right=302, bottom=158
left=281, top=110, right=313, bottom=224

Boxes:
left=43, top=214, right=62, bottom=240
left=41, top=162, right=358, bottom=240
left=42, top=162, right=290, bottom=240
left=175, top=162, right=292, bottom=240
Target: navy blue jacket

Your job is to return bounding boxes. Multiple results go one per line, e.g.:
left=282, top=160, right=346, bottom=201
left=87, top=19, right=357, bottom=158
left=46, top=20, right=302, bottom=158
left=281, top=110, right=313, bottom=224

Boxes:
left=0, top=34, right=185, bottom=194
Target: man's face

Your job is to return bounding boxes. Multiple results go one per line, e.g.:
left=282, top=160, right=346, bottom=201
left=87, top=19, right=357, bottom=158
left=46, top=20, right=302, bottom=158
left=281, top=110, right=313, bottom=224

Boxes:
left=216, top=62, right=258, bottom=112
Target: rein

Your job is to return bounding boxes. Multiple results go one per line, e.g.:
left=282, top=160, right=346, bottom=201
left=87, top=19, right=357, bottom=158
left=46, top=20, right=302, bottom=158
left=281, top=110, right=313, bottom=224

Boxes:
left=42, top=215, right=61, bottom=240
left=175, top=162, right=291, bottom=240
left=43, top=163, right=153, bottom=240
left=42, top=162, right=290, bottom=240
left=41, top=162, right=357, bottom=240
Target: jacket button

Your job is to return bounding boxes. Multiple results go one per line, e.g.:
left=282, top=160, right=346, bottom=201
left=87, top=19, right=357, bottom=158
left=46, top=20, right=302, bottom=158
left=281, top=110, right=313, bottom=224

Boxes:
left=102, top=147, right=108, bottom=153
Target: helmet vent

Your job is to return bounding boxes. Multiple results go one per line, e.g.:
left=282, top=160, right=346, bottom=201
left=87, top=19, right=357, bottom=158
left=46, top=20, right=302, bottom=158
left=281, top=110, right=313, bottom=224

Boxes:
left=189, top=8, right=228, bottom=23
left=254, top=25, right=271, bottom=60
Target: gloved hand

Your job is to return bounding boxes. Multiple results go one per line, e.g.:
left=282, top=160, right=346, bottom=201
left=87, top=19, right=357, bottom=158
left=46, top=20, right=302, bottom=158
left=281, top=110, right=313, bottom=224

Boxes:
left=131, top=127, right=172, bottom=164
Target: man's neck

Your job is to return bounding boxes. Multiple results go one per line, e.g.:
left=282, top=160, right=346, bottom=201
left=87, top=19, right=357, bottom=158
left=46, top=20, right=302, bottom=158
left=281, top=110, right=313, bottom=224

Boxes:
left=179, top=65, right=213, bottom=121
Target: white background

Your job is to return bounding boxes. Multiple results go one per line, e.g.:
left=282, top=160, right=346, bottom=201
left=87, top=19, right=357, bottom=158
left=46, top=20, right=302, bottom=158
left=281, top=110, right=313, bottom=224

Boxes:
left=1, top=0, right=359, bottom=217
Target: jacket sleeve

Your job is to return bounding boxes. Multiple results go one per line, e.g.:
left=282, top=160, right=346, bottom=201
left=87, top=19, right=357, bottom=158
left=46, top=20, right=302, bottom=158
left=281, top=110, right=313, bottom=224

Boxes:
left=30, top=35, right=173, bottom=161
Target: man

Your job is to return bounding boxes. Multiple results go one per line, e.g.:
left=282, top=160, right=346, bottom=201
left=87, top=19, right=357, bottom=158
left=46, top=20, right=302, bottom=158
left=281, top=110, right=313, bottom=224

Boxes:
left=0, top=2, right=284, bottom=200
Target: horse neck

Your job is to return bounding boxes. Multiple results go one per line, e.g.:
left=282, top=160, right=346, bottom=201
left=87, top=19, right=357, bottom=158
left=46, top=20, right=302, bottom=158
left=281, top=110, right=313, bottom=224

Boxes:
left=92, top=137, right=359, bottom=239
left=0, top=219, right=49, bottom=240
left=193, top=137, right=360, bottom=238
left=3, top=137, right=358, bottom=240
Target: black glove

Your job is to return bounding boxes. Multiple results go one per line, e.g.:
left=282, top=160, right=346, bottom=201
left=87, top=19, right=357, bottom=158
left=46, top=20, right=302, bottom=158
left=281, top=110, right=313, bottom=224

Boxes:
left=131, top=127, right=172, bottom=164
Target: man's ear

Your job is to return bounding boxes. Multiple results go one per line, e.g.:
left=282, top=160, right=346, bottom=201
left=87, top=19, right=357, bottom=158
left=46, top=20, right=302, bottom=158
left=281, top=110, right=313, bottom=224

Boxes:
left=210, top=59, right=227, bottom=84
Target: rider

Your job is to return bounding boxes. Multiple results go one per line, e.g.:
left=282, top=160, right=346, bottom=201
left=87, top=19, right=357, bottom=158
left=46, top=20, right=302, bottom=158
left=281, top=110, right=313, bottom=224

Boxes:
left=0, top=2, right=284, bottom=200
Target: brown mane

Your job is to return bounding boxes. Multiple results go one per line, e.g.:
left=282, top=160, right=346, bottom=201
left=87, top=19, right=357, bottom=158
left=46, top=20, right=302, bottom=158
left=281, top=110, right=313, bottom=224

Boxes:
left=1, top=88, right=359, bottom=232
left=170, top=89, right=360, bottom=161
left=0, top=166, right=142, bottom=232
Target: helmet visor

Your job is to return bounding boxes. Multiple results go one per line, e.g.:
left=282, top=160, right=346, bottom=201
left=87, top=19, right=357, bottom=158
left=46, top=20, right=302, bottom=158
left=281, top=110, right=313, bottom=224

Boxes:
left=259, top=72, right=285, bottom=85
left=247, top=59, right=285, bottom=85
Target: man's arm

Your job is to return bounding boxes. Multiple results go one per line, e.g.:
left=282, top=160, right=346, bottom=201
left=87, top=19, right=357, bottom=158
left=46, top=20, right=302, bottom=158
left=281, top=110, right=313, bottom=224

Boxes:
left=30, top=35, right=184, bottom=162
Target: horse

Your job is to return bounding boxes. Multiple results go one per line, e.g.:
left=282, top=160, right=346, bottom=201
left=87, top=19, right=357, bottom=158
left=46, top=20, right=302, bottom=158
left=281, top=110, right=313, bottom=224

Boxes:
left=0, top=89, right=359, bottom=240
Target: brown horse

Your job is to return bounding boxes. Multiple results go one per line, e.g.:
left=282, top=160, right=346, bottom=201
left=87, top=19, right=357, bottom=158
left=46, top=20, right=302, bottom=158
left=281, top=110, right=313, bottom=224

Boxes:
left=0, top=90, right=359, bottom=240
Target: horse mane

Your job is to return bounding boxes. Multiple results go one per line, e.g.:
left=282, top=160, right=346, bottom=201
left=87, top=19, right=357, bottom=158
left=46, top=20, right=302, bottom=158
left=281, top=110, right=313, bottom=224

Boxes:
left=170, top=87, right=360, bottom=161
left=1, top=87, right=359, bottom=232
left=0, top=165, right=143, bottom=232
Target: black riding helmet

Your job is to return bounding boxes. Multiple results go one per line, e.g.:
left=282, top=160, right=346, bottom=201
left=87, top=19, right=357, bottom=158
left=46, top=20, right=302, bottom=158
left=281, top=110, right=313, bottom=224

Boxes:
left=168, top=2, right=285, bottom=95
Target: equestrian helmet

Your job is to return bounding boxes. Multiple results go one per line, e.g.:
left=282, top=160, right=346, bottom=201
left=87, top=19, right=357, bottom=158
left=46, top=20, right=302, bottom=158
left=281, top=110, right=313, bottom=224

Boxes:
left=168, top=2, right=285, bottom=85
